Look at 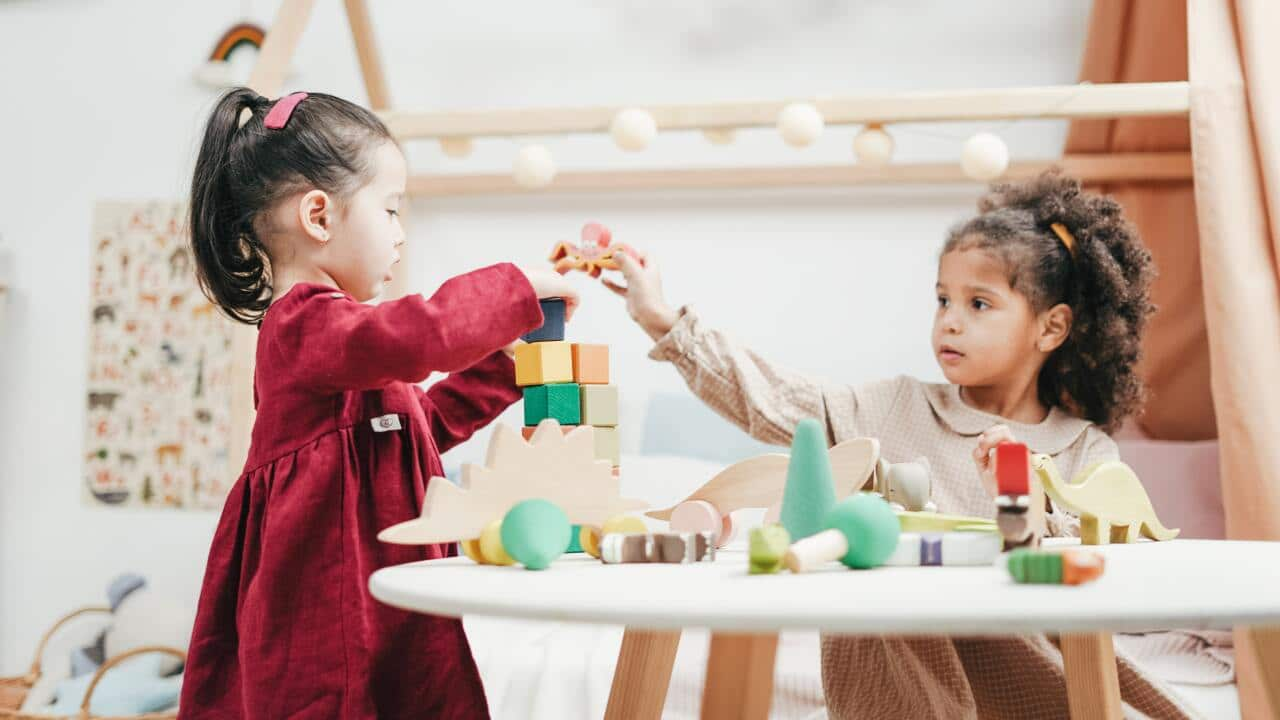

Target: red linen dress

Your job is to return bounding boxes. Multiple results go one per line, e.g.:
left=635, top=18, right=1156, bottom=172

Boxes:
left=180, top=263, right=542, bottom=719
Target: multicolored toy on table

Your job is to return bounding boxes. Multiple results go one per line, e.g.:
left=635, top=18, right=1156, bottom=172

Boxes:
left=549, top=222, right=641, bottom=278
left=994, top=442, right=1045, bottom=550
left=1006, top=548, right=1106, bottom=585
left=522, top=222, right=634, bottom=551
left=378, top=420, right=647, bottom=570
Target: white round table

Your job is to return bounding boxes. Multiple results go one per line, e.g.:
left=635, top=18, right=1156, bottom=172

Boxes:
left=370, top=539, right=1280, bottom=719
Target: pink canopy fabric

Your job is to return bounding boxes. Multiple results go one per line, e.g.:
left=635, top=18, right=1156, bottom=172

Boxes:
left=1068, top=1, right=1280, bottom=715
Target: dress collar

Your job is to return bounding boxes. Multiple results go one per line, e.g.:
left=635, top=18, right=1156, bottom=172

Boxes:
left=922, top=383, right=1093, bottom=454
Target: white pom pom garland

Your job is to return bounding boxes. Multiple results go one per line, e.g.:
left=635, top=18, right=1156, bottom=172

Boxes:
left=777, top=102, right=824, bottom=147
left=513, top=145, right=557, bottom=188
left=610, top=108, right=657, bottom=152
left=853, top=125, right=893, bottom=167
left=961, top=132, right=1009, bottom=181
left=439, top=137, right=474, bottom=158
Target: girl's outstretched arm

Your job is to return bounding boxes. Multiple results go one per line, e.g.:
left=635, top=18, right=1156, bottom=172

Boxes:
left=604, top=253, right=902, bottom=446
left=279, top=263, right=545, bottom=393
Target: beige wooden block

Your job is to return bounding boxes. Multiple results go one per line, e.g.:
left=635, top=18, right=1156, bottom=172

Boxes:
left=593, top=426, right=620, bottom=466
left=580, top=385, right=619, bottom=427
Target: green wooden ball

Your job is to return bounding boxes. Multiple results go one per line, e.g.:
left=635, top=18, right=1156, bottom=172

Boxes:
left=824, top=493, right=900, bottom=569
left=501, top=499, right=571, bottom=570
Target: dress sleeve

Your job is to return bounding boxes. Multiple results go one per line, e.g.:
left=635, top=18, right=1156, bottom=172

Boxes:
left=415, top=351, right=521, bottom=454
left=274, top=264, right=542, bottom=394
left=647, top=307, right=907, bottom=445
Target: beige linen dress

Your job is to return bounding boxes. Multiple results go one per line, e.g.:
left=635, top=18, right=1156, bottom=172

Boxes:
left=649, top=307, right=1201, bottom=720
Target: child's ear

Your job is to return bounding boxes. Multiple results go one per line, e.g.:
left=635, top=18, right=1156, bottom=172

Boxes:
left=297, top=189, right=332, bottom=244
left=1038, top=303, right=1074, bottom=353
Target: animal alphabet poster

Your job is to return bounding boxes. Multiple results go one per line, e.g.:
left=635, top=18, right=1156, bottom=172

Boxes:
left=84, top=201, right=234, bottom=509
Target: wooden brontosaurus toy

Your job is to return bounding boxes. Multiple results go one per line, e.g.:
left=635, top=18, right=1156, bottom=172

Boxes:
left=1031, top=453, right=1179, bottom=545
left=646, top=437, right=881, bottom=545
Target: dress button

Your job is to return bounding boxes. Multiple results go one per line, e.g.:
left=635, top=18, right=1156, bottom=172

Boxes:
left=329, top=292, right=345, bottom=299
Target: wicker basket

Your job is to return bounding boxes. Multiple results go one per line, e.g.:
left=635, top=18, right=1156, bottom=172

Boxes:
left=0, top=607, right=184, bottom=719
left=1, top=607, right=112, bottom=710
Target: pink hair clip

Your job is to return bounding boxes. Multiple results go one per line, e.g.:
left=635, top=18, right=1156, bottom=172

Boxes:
left=263, top=92, right=308, bottom=130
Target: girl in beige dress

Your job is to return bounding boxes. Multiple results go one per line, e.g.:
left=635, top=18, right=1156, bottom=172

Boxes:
left=604, top=171, right=1198, bottom=719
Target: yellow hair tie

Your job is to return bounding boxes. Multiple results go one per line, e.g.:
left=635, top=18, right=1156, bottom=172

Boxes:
left=1050, top=222, right=1077, bottom=259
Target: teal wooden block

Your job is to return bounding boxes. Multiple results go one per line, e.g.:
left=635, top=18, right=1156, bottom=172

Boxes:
left=566, top=524, right=584, bottom=553
left=524, top=383, right=581, bottom=425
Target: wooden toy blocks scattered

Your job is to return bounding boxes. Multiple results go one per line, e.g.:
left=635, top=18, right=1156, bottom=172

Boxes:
left=1006, top=548, right=1106, bottom=585
left=600, top=532, right=716, bottom=564
left=994, top=442, right=1045, bottom=550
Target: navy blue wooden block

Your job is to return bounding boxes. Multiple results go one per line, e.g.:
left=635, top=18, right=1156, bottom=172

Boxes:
left=522, top=297, right=566, bottom=343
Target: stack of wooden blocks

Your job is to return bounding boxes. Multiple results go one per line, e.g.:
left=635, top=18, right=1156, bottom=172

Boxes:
left=516, top=298, right=620, bottom=474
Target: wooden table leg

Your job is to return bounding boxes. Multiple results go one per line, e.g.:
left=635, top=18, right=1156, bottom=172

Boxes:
left=700, top=632, right=779, bottom=720
left=604, top=628, right=681, bottom=720
left=1060, top=632, right=1122, bottom=720
left=1248, top=626, right=1280, bottom=718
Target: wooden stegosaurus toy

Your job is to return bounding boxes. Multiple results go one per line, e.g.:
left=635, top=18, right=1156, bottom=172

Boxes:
left=1031, top=454, right=1179, bottom=545
left=378, top=420, right=647, bottom=545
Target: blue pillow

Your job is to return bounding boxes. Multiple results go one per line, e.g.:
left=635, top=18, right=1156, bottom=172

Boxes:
left=640, top=392, right=780, bottom=462
left=45, top=653, right=181, bottom=716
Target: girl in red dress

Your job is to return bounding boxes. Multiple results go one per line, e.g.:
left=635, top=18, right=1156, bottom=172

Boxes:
left=179, top=88, right=577, bottom=719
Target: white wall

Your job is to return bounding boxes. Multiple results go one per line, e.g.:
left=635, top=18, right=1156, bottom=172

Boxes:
left=0, top=0, right=1091, bottom=672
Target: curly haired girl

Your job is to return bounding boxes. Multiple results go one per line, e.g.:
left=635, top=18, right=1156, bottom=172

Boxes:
left=607, top=170, right=1195, bottom=718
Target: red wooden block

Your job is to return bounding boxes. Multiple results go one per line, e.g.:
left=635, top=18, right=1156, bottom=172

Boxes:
left=995, top=442, right=1030, bottom=495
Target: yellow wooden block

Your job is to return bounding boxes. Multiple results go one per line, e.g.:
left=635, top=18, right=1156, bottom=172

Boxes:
left=580, top=525, right=602, bottom=558
left=479, top=519, right=514, bottom=566
left=460, top=538, right=487, bottom=564
left=515, top=341, right=573, bottom=387
left=602, top=515, right=646, bottom=535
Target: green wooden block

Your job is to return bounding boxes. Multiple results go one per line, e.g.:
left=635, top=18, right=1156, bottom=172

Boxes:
left=524, top=383, right=581, bottom=425
left=1006, top=549, right=1063, bottom=584
left=749, top=524, right=791, bottom=575
left=566, top=524, right=584, bottom=553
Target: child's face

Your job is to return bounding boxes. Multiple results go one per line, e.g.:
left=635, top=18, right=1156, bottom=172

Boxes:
left=326, top=141, right=407, bottom=301
left=932, top=247, right=1043, bottom=387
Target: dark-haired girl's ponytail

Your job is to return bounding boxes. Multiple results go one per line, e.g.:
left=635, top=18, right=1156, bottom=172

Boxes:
left=189, top=87, right=274, bottom=325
